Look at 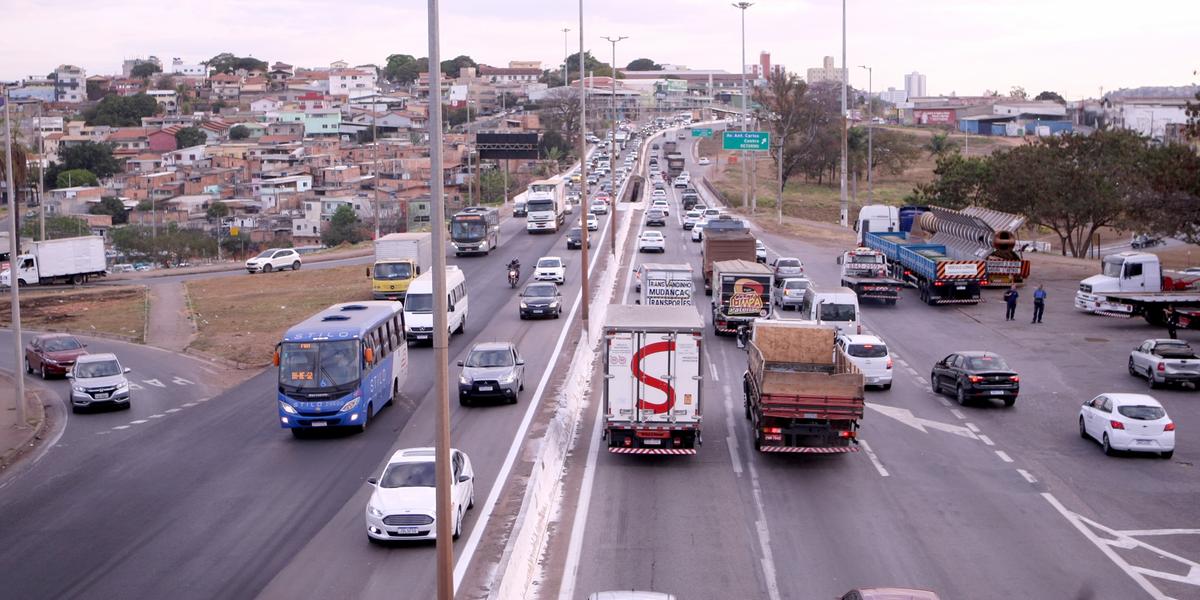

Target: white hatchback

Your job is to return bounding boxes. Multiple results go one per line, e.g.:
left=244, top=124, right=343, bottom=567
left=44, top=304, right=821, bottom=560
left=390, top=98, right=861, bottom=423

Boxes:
left=246, top=248, right=302, bottom=273
left=365, top=447, right=475, bottom=542
left=535, top=256, right=567, bottom=284
left=651, top=188, right=667, bottom=201
left=638, top=231, right=666, bottom=253
left=1079, top=393, right=1175, bottom=458
left=651, top=199, right=670, bottom=217
left=836, top=334, right=893, bottom=389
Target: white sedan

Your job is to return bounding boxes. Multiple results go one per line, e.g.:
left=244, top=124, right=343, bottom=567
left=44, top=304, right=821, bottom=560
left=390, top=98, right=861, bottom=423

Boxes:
left=698, top=156, right=711, bottom=166
left=651, top=188, right=667, bottom=201
left=1079, top=393, right=1175, bottom=458
left=836, top=334, right=893, bottom=390
left=691, top=219, right=707, bottom=242
left=535, top=256, right=567, bottom=284
left=651, top=199, right=670, bottom=217
left=365, top=447, right=475, bottom=542
left=638, top=231, right=666, bottom=253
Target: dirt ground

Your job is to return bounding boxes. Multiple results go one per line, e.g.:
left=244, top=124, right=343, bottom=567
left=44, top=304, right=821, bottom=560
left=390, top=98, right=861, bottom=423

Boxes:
left=0, top=285, right=148, bottom=342
left=185, top=265, right=373, bottom=366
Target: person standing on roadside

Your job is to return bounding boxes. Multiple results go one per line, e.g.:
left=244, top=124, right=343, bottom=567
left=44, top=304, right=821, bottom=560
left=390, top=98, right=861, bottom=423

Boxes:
left=1003, top=285, right=1019, bottom=321
left=1032, top=284, right=1046, bottom=323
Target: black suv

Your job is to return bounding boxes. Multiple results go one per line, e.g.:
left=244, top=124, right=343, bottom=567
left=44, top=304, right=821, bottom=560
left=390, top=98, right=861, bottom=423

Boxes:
left=566, top=227, right=590, bottom=249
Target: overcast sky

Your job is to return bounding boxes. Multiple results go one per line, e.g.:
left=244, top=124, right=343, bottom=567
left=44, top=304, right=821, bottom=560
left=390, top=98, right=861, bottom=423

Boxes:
left=3, top=0, right=1196, bottom=99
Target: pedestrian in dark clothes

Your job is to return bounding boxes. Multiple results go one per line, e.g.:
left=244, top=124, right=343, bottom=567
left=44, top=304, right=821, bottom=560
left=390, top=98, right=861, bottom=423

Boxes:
left=1003, top=285, right=1019, bottom=321
left=1032, top=284, right=1046, bottom=323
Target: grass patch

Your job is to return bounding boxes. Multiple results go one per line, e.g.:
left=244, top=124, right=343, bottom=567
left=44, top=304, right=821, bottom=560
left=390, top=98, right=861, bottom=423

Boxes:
left=186, top=265, right=373, bottom=365
left=0, top=286, right=148, bottom=342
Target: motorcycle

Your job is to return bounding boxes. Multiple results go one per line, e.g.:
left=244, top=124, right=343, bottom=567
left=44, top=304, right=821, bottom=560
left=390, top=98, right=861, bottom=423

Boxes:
left=508, top=268, right=519, bottom=288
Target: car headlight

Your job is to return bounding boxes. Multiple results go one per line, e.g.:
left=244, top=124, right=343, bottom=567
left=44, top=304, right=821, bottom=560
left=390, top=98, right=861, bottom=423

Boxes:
left=460, top=374, right=472, bottom=385
left=549, top=301, right=559, bottom=308
left=367, top=504, right=384, bottom=518
left=73, top=385, right=86, bottom=393
left=279, top=401, right=298, bottom=415
left=339, top=398, right=359, bottom=413
left=520, top=302, right=528, bottom=309
left=116, top=381, right=129, bottom=391
left=500, top=372, right=517, bottom=384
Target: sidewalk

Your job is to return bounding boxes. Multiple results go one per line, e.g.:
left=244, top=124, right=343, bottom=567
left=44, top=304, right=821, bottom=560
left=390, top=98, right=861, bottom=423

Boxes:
left=146, top=282, right=194, bottom=352
left=0, top=370, right=50, bottom=474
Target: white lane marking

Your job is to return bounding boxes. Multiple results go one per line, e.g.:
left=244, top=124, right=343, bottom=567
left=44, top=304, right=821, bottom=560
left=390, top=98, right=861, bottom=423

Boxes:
left=709, top=361, right=719, bottom=381
left=196, top=397, right=211, bottom=402
left=721, top=380, right=744, bottom=477
left=142, top=379, right=165, bottom=388
left=164, top=408, right=182, bottom=414
left=978, top=434, right=995, bottom=446
left=127, top=382, right=144, bottom=391
left=914, top=376, right=928, bottom=386
left=172, top=377, right=194, bottom=386
left=995, top=450, right=1013, bottom=463
left=904, top=366, right=918, bottom=377
left=112, top=425, right=130, bottom=430
left=129, top=419, right=148, bottom=425
left=181, top=402, right=197, bottom=408
left=965, top=422, right=981, bottom=433
left=746, top=459, right=783, bottom=600
left=865, top=402, right=978, bottom=439
left=936, top=398, right=952, bottom=407
left=1120, top=528, right=1200, bottom=536
left=1017, top=469, right=1037, bottom=484
left=147, top=414, right=165, bottom=419
left=949, top=408, right=966, bottom=420
left=859, top=439, right=890, bottom=477
left=895, top=359, right=908, bottom=368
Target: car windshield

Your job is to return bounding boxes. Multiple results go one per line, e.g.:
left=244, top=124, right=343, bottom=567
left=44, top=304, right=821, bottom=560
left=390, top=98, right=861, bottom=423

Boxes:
left=568, top=228, right=581, bottom=238
left=538, top=259, right=560, bottom=268
left=1101, top=257, right=1124, bottom=278
left=849, top=254, right=884, bottom=264
left=642, top=232, right=662, bottom=239
left=777, top=259, right=801, bottom=268
left=466, top=349, right=514, bottom=368
left=966, top=355, right=1011, bottom=370
left=254, top=250, right=275, bottom=259
left=75, top=359, right=122, bottom=378
left=380, top=462, right=436, bottom=488
left=374, top=262, right=412, bottom=280
left=1118, top=405, right=1166, bottom=420
left=527, top=199, right=554, bottom=212
left=847, top=344, right=888, bottom=358
left=404, top=293, right=433, bottom=313
left=785, top=280, right=809, bottom=290
left=524, top=285, right=556, bottom=298
left=818, top=303, right=856, bottom=322
left=278, top=339, right=360, bottom=390
left=42, top=337, right=83, bottom=352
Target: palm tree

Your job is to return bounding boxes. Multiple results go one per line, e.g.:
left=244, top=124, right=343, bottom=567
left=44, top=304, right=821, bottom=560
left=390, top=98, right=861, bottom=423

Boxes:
left=543, top=146, right=564, bottom=176
left=925, top=132, right=958, bottom=158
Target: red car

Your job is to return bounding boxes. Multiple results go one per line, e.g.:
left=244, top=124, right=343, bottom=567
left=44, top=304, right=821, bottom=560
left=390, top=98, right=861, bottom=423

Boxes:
left=25, top=334, right=89, bottom=379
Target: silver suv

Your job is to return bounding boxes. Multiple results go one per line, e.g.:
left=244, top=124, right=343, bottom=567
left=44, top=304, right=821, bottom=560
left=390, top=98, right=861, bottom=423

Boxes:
left=67, top=353, right=132, bottom=412
left=457, top=342, right=525, bottom=406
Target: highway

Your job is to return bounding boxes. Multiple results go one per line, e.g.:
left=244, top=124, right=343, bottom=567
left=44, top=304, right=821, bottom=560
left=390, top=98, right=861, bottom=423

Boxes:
left=543, top=132, right=1200, bottom=600
left=0, top=140, right=628, bottom=599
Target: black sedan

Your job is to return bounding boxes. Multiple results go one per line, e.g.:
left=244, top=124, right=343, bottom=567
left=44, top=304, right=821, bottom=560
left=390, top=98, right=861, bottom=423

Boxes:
left=931, top=351, right=1020, bottom=407
left=519, top=283, right=563, bottom=319
left=565, top=227, right=591, bottom=249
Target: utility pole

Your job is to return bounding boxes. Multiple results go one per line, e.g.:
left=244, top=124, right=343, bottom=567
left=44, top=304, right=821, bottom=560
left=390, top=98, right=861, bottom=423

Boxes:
left=577, top=0, right=590, bottom=330
left=603, top=34, right=627, bottom=256
left=501, top=91, right=508, bottom=205
left=425, top=2, right=454, bottom=598
left=859, top=64, right=873, bottom=203
left=561, top=27, right=571, bottom=86
left=838, top=0, right=848, bottom=227
left=373, top=104, right=380, bottom=238
left=36, top=101, right=44, bottom=240
left=732, top=2, right=752, bottom=211
left=775, top=115, right=784, bottom=225
left=465, top=93, right=472, bottom=206
left=3, top=86, right=28, bottom=427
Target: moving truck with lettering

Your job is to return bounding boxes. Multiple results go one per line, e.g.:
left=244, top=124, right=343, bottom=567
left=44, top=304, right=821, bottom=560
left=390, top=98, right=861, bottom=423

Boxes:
left=603, top=304, right=705, bottom=455
left=638, top=263, right=695, bottom=306
left=711, top=259, right=773, bottom=335
left=369, top=232, right=433, bottom=301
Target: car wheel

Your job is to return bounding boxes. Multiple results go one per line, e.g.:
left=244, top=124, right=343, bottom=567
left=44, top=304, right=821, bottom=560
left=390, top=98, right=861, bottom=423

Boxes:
left=1128, top=358, right=1138, bottom=377
left=40, top=364, right=48, bottom=380
left=882, top=383, right=892, bottom=391
left=25, top=358, right=33, bottom=374
left=291, top=428, right=309, bottom=439
left=956, top=384, right=967, bottom=406
left=1102, top=433, right=1117, bottom=456
left=452, top=508, right=462, bottom=540
left=1003, top=396, right=1016, bottom=407
left=1079, top=417, right=1089, bottom=440
left=357, top=405, right=371, bottom=433
left=292, top=261, right=301, bottom=271
left=71, top=405, right=81, bottom=414
left=263, top=263, right=273, bottom=273
left=1146, top=368, right=1159, bottom=389
left=456, top=316, right=466, bottom=335
left=930, top=373, right=940, bottom=394
left=518, top=313, right=525, bottom=320
left=1161, top=450, right=1174, bottom=460
left=459, top=394, right=471, bottom=407
left=468, top=485, right=475, bottom=509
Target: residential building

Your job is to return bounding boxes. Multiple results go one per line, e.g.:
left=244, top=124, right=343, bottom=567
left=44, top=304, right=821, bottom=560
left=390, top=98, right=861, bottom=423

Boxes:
left=44, top=186, right=103, bottom=215
left=108, top=127, right=151, bottom=155
left=879, top=87, right=907, bottom=104
left=211, top=74, right=241, bottom=100
left=507, top=60, right=542, bottom=70
left=171, top=58, right=207, bottom=78
left=1104, top=97, right=1192, bottom=140
left=806, top=56, right=845, bottom=85
left=147, top=89, right=179, bottom=113
left=122, top=57, right=163, bottom=78
left=54, top=64, right=87, bottom=103
left=477, top=65, right=541, bottom=84
left=329, top=68, right=377, bottom=99
left=748, top=51, right=785, bottom=79
left=9, top=81, right=55, bottom=103
left=905, top=72, right=927, bottom=99
left=148, top=127, right=182, bottom=152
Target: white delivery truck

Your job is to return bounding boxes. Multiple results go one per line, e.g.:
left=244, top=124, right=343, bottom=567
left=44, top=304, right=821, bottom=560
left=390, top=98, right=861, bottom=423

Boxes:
left=637, top=263, right=694, bottom=306
left=603, top=304, right=705, bottom=455
left=369, top=232, right=433, bottom=301
left=525, top=177, right=567, bottom=233
left=1, top=236, right=107, bottom=287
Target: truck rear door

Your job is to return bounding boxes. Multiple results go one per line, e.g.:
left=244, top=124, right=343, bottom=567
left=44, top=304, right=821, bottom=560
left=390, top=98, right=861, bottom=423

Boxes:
left=606, top=330, right=702, bottom=427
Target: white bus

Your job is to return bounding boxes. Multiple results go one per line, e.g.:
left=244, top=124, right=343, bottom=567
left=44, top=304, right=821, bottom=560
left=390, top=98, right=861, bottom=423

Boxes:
left=403, top=266, right=468, bottom=344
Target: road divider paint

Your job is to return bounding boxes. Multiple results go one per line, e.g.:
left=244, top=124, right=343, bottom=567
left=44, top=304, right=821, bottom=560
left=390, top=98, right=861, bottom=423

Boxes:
left=859, top=439, right=890, bottom=477
left=995, top=450, right=1013, bottom=463
left=1017, top=469, right=1037, bottom=484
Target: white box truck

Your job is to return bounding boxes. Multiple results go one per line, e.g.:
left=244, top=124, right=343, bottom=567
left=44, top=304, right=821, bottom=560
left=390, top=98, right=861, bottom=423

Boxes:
left=603, top=304, right=705, bottom=455
left=368, top=232, right=433, bottom=301
left=525, top=177, right=567, bottom=233
left=636, top=263, right=694, bottom=306
left=1, top=236, right=107, bottom=287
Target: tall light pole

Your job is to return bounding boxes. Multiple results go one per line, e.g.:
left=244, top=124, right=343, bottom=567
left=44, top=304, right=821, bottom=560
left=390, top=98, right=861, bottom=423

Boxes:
left=859, top=64, right=873, bottom=203
left=577, top=0, right=590, bottom=329
left=732, top=2, right=752, bottom=211
left=372, top=104, right=380, bottom=238
left=561, top=27, right=571, bottom=86
left=425, top=2, right=454, bottom=598
left=36, top=101, right=44, bottom=240
left=838, top=0, right=848, bottom=227
left=3, top=86, right=27, bottom=427
left=602, top=34, right=626, bottom=256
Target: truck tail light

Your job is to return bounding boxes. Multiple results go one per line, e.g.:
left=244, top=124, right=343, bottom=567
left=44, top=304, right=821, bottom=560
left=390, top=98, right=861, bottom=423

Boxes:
left=1164, top=422, right=1176, bottom=431
left=968, top=375, right=983, bottom=383
left=1157, top=362, right=1166, bottom=372
left=839, top=430, right=857, bottom=438
left=764, top=427, right=782, bottom=434
left=624, top=437, right=633, bottom=446
left=933, top=281, right=944, bottom=287
left=980, top=279, right=989, bottom=286
left=1110, top=420, right=1125, bottom=430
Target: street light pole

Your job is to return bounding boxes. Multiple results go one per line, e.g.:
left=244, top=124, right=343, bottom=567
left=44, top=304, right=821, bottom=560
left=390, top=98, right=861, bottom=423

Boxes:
left=3, top=86, right=27, bottom=427
left=577, top=0, right=590, bottom=330
left=838, top=0, right=848, bottom=227
left=603, top=34, right=627, bottom=256
left=373, top=106, right=380, bottom=238
left=859, top=64, right=873, bottom=203
left=732, top=2, right=752, bottom=211
left=36, top=102, right=44, bottom=240
left=425, top=2, right=454, bottom=598
left=561, top=27, right=571, bottom=86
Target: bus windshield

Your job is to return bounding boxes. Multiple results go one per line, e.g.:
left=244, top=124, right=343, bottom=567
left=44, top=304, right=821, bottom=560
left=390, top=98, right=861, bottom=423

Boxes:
left=404, top=293, right=433, bottom=313
left=373, top=262, right=412, bottom=280
left=451, top=218, right=486, bottom=241
left=279, top=340, right=360, bottom=392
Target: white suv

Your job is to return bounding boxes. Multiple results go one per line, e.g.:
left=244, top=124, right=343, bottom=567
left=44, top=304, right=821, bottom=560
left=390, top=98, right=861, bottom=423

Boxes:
left=836, top=334, right=893, bottom=390
left=246, top=248, right=302, bottom=273
left=534, top=256, right=566, bottom=284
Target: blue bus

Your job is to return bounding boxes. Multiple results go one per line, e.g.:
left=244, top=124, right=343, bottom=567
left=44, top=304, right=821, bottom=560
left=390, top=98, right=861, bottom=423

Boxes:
left=275, top=301, right=409, bottom=437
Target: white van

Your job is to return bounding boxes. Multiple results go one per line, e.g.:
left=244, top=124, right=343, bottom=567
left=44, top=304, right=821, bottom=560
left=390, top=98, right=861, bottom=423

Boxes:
left=403, top=265, right=468, bottom=344
left=854, top=204, right=899, bottom=245
left=804, top=286, right=861, bottom=335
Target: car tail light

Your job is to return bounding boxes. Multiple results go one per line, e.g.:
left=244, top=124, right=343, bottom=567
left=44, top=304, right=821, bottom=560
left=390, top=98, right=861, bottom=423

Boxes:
left=1158, top=362, right=1166, bottom=372
left=1165, top=422, right=1176, bottom=431
left=968, top=375, right=983, bottom=383
left=1009, top=375, right=1020, bottom=382
left=980, top=279, right=989, bottom=286
left=764, top=427, right=782, bottom=434
left=933, top=281, right=944, bottom=287
left=886, top=358, right=893, bottom=370
left=1110, top=420, right=1125, bottom=430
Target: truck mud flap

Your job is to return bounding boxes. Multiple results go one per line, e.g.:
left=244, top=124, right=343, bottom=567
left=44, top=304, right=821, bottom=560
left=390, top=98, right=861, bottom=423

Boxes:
left=758, top=446, right=859, bottom=454
left=932, top=298, right=982, bottom=305
left=609, top=447, right=697, bottom=455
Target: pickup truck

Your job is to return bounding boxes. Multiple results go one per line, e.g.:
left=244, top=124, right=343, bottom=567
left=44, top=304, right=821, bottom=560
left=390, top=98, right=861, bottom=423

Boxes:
left=1129, top=339, right=1200, bottom=389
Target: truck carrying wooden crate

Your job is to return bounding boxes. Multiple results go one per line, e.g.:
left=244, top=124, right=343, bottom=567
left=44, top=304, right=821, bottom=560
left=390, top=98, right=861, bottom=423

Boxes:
left=603, top=305, right=705, bottom=455
left=701, top=228, right=755, bottom=294
left=742, top=321, right=864, bottom=453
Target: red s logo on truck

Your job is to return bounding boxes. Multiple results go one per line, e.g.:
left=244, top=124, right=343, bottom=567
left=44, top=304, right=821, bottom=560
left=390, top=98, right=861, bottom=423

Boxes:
left=631, top=340, right=674, bottom=414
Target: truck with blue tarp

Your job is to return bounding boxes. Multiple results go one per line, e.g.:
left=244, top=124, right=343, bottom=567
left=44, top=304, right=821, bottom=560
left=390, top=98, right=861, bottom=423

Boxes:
left=863, top=231, right=985, bottom=306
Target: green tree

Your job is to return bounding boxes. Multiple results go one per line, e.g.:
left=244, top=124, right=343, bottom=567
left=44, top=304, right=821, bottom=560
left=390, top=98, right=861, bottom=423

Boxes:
left=625, top=58, right=660, bottom=71
left=206, top=200, right=229, bottom=220
left=205, top=52, right=267, bottom=75
left=384, top=54, right=425, bottom=84
left=924, top=132, right=958, bottom=157
left=440, top=55, right=477, bottom=77
left=55, top=168, right=99, bottom=188
left=89, top=196, right=129, bottom=224
left=1034, top=90, right=1066, bottom=103
left=907, top=154, right=992, bottom=209
left=478, top=169, right=512, bottom=204
left=229, top=124, right=251, bottom=140
left=1131, top=142, right=1200, bottom=242
left=84, top=93, right=160, bottom=126
left=154, top=74, right=176, bottom=90
left=45, top=142, right=122, bottom=183
left=110, top=223, right=216, bottom=265
left=322, top=205, right=364, bottom=246
left=561, top=51, right=612, bottom=82
left=22, top=215, right=89, bottom=240
left=1185, top=89, right=1200, bottom=140
left=175, top=126, right=207, bottom=148
left=1009, top=86, right=1028, bottom=100
left=444, top=107, right=470, bottom=127
left=86, top=80, right=108, bottom=101
left=131, top=62, right=162, bottom=79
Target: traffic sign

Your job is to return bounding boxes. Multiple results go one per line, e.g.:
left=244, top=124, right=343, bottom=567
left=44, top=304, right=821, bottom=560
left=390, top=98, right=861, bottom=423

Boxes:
left=691, top=128, right=714, bottom=138
left=722, top=131, right=770, bottom=151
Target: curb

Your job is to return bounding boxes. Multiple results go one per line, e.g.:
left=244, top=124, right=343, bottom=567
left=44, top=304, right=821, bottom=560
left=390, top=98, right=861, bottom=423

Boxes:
left=0, top=370, right=51, bottom=474
left=182, top=346, right=269, bottom=371
left=104, top=248, right=374, bottom=283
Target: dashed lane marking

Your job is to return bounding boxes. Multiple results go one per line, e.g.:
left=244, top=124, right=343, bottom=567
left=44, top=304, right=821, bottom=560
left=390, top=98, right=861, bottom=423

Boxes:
left=950, top=408, right=967, bottom=420
left=129, top=419, right=148, bottom=425
left=181, top=402, right=198, bottom=408
left=995, top=450, right=1013, bottom=463
left=164, top=408, right=181, bottom=414
left=1017, top=469, right=1037, bottom=484
left=112, top=425, right=130, bottom=430
left=147, top=414, right=165, bottom=419
left=978, top=434, right=995, bottom=446
left=709, top=361, right=719, bottom=381
left=936, top=397, right=952, bottom=407
left=914, top=376, right=928, bottom=386
left=859, top=439, right=890, bottom=477
left=965, top=422, right=981, bottom=433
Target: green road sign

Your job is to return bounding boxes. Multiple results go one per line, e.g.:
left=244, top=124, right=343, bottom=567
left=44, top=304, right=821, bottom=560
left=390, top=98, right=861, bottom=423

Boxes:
left=690, top=127, right=714, bottom=138
left=722, top=130, right=770, bottom=151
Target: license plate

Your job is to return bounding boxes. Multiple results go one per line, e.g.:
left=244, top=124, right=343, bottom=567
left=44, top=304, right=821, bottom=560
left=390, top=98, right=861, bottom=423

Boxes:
left=990, top=390, right=1005, bottom=395
left=956, top=285, right=966, bottom=290
left=310, top=421, right=327, bottom=427
left=416, top=334, right=429, bottom=340
left=1136, top=439, right=1152, bottom=445
left=478, top=386, right=493, bottom=392
left=642, top=438, right=662, bottom=446
left=532, top=309, right=543, bottom=314
left=396, top=527, right=419, bottom=534
left=95, top=393, right=110, bottom=399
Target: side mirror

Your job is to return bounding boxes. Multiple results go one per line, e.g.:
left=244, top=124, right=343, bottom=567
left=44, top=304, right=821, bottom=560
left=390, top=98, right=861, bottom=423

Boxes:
left=65, top=372, right=74, bottom=379
left=365, top=267, right=370, bottom=278
left=82, top=344, right=88, bottom=348
left=273, top=345, right=281, bottom=367
left=367, top=477, right=378, bottom=486
left=457, top=474, right=471, bottom=483
left=123, top=367, right=132, bottom=374
left=456, top=360, right=464, bottom=367
left=516, top=359, right=525, bottom=366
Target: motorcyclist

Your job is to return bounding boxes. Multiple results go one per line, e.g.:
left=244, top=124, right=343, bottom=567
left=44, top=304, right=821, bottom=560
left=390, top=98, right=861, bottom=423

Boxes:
left=507, top=258, right=521, bottom=284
